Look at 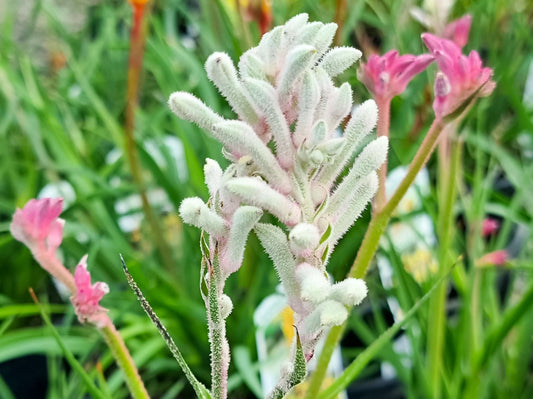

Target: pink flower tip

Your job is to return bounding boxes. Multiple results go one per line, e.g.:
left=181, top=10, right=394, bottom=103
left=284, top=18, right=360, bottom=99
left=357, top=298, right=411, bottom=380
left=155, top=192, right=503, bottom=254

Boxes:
left=481, top=217, right=500, bottom=237
left=476, top=250, right=509, bottom=268
left=422, top=33, right=496, bottom=118
left=72, top=255, right=110, bottom=327
left=358, top=50, right=434, bottom=102
left=443, top=15, right=472, bottom=48
left=10, top=198, right=65, bottom=254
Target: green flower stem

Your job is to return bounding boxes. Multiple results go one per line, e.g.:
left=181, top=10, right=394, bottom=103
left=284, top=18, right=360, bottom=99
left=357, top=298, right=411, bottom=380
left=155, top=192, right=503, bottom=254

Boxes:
left=303, top=325, right=345, bottom=398
left=350, top=117, right=445, bottom=279
left=374, top=98, right=391, bottom=211
left=100, top=320, right=150, bottom=399
left=427, top=135, right=460, bottom=399
left=305, top=117, right=444, bottom=398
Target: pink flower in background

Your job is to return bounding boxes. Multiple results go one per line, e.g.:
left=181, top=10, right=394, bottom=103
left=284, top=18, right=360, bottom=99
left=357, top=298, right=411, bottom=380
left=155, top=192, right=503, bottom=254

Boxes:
left=476, top=249, right=509, bottom=267
left=72, top=255, right=110, bottom=327
left=10, top=198, right=64, bottom=254
left=422, top=33, right=496, bottom=118
left=482, top=217, right=500, bottom=237
left=11, top=197, right=110, bottom=326
left=443, top=15, right=472, bottom=48
left=358, top=50, right=434, bottom=102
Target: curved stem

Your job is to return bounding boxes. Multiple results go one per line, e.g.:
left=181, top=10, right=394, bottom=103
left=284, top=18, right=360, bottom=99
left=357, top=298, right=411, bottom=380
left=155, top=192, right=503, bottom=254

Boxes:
left=100, top=320, right=151, bottom=399
left=351, top=117, right=444, bottom=279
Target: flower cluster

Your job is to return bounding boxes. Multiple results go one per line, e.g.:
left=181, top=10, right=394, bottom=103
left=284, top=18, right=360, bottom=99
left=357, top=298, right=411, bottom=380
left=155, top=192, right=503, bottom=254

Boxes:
left=170, top=13, right=387, bottom=359
left=422, top=33, right=496, bottom=118
left=10, top=198, right=110, bottom=327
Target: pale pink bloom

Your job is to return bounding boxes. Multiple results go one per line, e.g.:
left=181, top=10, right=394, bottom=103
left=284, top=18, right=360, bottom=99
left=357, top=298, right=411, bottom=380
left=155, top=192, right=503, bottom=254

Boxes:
left=476, top=249, right=508, bottom=267
left=10, top=198, right=64, bottom=254
left=443, top=15, right=472, bottom=48
left=482, top=217, right=500, bottom=237
left=422, top=33, right=496, bottom=118
left=71, top=255, right=110, bottom=327
left=358, top=50, right=434, bottom=102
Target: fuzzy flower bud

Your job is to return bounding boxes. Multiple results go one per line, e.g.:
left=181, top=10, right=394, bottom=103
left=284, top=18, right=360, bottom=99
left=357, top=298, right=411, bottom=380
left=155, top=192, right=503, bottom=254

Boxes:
left=304, top=300, right=348, bottom=334
left=328, top=278, right=367, bottom=306
left=179, top=197, right=228, bottom=238
left=219, top=294, right=233, bottom=319
left=295, top=263, right=330, bottom=304
left=289, top=223, right=320, bottom=257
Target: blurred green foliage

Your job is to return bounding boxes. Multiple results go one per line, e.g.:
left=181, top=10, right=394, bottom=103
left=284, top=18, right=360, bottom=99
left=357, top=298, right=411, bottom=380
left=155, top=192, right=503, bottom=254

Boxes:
left=0, top=0, right=532, bottom=398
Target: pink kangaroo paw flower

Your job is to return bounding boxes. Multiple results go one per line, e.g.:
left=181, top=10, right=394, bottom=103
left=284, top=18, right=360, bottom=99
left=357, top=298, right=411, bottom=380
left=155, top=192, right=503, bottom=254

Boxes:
left=443, top=15, right=472, bottom=49
left=358, top=50, right=434, bottom=102
left=10, top=198, right=64, bottom=254
left=72, top=255, right=110, bottom=327
left=422, top=33, right=496, bottom=118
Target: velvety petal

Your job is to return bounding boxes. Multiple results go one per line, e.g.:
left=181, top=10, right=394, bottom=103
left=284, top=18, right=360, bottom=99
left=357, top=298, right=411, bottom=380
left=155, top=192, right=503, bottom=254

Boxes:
left=443, top=15, right=472, bottom=48
left=46, top=219, right=64, bottom=254
left=10, top=198, right=65, bottom=251
left=359, top=50, right=433, bottom=101
left=72, top=255, right=109, bottom=326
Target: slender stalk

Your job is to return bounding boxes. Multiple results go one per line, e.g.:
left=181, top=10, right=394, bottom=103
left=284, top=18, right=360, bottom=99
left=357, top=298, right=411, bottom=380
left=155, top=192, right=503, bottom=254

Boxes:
left=333, top=0, right=347, bottom=46
left=427, top=133, right=460, bottom=398
left=234, top=0, right=252, bottom=49
left=303, top=325, right=345, bottom=398
left=350, top=117, right=444, bottom=279
left=124, top=1, right=175, bottom=273
left=100, top=320, right=151, bottom=399
left=374, top=98, right=391, bottom=212
left=306, top=118, right=444, bottom=398
left=32, top=247, right=76, bottom=294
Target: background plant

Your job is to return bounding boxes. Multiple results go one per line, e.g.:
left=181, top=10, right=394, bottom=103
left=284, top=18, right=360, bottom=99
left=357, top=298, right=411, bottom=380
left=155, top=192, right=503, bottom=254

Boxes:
left=0, top=0, right=532, bottom=398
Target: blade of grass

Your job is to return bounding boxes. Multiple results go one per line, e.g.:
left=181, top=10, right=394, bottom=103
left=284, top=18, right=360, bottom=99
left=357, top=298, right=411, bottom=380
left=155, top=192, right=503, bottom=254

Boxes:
left=28, top=288, right=110, bottom=399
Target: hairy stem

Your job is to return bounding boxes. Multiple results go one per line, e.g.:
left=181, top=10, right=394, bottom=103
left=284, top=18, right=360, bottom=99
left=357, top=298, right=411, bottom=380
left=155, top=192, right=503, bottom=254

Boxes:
left=207, top=254, right=229, bottom=399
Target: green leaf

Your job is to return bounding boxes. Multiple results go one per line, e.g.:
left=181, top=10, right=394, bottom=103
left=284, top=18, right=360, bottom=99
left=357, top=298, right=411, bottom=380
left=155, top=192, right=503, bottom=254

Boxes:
left=267, top=329, right=307, bottom=399
left=29, top=290, right=110, bottom=399
left=121, top=255, right=212, bottom=399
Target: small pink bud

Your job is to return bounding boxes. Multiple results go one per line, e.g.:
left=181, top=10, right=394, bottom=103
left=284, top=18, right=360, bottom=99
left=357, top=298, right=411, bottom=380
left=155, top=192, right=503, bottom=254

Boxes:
left=476, top=250, right=508, bottom=267
left=422, top=33, right=496, bottom=118
left=358, top=50, right=434, bottom=102
left=10, top=198, right=64, bottom=254
left=481, top=217, right=500, bottom=237
left=71, top=255, right=110, bottom=327
left=443, top=15, right=472, bottom=49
